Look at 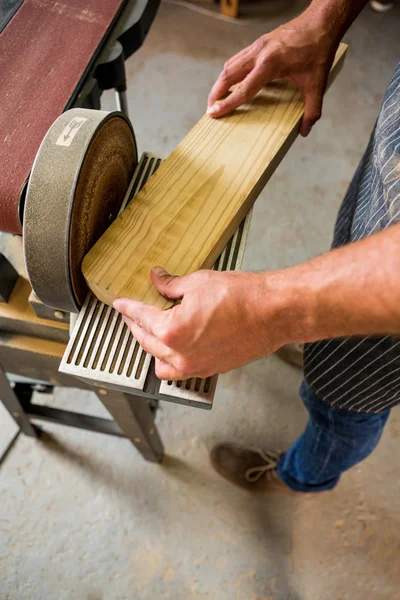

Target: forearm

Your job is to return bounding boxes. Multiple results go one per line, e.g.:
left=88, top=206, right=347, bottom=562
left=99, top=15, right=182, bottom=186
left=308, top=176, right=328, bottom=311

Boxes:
left=266, top=224, right=400, bottom=346
left=303, top=0, right=368, bottom=43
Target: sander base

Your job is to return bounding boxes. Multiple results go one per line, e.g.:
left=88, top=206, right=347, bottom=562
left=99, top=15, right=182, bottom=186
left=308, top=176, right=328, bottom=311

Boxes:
left=60, top=153, right=253, bottom=409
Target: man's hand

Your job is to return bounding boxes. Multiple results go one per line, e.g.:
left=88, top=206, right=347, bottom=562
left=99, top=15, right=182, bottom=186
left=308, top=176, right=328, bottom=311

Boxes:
left=113, top=225, right=400, bottom=380
left=208, top=0, right=369, bottom=131
left=113, top=267, right=286, bottom=380
left=208, top=11, right=338, bottom=136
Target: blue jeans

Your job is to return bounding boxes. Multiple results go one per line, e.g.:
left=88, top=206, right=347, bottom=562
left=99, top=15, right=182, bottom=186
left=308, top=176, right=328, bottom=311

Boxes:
left=277, top=380, right=390, bottom=492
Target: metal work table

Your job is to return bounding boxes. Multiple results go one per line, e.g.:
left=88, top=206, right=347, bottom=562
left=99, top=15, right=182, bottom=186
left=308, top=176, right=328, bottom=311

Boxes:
left=0, top=0, right=255, bottom=463
left=0, top=0, right=166, bottom=462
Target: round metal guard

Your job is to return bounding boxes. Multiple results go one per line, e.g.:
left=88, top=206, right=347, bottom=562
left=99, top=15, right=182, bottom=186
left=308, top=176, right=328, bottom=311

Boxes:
left=24, top=108, right=137, bottom=313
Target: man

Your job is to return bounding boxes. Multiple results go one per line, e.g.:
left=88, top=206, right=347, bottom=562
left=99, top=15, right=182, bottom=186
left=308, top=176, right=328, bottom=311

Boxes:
left=114, top=0, right=400, bottom=493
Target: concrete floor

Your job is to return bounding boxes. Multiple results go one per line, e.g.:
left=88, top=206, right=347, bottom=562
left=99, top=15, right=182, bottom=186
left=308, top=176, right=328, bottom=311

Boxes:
left=1, top=1, right=400, bottom=598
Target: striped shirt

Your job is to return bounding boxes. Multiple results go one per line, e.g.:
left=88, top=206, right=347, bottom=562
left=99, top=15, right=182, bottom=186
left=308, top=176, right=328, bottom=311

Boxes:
left=303, top=61, right=400, bottom=414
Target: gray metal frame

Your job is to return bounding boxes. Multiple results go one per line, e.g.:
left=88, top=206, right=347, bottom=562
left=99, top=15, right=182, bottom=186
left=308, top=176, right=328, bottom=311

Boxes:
left=0, top=363, right=38, bottom=439
left=0, top=344, right=164, bottom=463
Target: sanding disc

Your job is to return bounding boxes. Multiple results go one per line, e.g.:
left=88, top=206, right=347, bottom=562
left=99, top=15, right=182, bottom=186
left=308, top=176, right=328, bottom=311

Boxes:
left=24, top=108, right=137, bottom=313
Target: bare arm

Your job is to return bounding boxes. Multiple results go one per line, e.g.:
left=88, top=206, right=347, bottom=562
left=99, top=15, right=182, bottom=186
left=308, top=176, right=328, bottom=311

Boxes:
left=208, top=0, right=368, bottom=135
left=111, top=0, right=384, bottom=381
left=274, top=223, right=400, bottom=344
left=113, top=225, right=400, bottom=380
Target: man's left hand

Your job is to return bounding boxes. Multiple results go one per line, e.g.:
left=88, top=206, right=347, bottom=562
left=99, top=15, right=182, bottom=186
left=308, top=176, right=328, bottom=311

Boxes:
left=113, top=266, right=285, bottom=380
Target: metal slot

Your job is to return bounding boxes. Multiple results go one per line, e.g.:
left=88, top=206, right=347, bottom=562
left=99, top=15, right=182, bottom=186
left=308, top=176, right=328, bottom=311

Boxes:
left=158, top=210, right=252, bottom=409
left=60, top=154, right=160, bottom=394
left=60, top=153, right=253, bottom=409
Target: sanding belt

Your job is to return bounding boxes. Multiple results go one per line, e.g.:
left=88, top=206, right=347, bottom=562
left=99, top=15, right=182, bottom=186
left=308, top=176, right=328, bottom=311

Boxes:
left=0, top=0, right=127, bottom=234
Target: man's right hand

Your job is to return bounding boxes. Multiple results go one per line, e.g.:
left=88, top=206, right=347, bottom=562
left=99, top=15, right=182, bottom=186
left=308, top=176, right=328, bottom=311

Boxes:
left=207, top=11, right=339, bottom=136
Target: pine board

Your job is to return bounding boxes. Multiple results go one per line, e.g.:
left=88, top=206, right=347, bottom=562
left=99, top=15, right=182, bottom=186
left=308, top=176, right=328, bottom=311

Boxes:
left=83, top=43, right=347, bottom=309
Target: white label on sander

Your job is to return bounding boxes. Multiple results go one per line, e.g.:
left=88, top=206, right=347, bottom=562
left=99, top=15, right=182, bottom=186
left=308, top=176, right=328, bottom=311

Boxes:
left=56, top=117, right=88, bottom=147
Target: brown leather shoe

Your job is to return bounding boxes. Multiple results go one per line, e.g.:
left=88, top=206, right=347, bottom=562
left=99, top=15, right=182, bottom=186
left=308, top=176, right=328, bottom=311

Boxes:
left=210, top=443, right=300, bottom=494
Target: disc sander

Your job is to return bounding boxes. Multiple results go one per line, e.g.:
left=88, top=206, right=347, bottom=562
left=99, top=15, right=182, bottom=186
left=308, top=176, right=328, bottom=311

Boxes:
left=24, top=108, right=137, bottom=313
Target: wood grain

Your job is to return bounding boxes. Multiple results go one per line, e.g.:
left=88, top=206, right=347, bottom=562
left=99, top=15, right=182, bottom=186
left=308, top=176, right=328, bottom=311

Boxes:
left=83, top=43, right=347, bottom=309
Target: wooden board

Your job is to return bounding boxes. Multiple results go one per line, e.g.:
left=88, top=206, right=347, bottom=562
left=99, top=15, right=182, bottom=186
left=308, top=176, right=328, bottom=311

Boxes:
left=0, top=277, right=70, bottom=344
left=220, top=0, right=239, bottom=18
left=83, top=43, right=347, bottom=309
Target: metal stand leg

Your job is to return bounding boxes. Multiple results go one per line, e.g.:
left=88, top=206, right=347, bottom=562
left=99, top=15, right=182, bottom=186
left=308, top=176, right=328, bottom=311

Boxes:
left=95, top=388, right=164, bottom=463
left=115, top=81, right=129, bottom=117
left=0, top=363, right=38, bottom=438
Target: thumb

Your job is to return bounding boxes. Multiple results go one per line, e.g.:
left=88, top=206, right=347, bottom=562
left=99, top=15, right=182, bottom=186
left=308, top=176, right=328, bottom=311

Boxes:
left=300, top=89, right=324, bottom=137
left=150, top=266, right=185, bottom=300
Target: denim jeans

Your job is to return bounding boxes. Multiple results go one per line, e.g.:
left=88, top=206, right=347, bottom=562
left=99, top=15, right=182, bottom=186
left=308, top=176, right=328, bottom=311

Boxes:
left=277, top=380, right=390, bottom=492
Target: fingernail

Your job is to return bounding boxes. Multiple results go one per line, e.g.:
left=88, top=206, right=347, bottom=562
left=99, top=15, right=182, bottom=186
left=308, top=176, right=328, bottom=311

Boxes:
left=207, top=104, right=220, bottom=115
left=152, top=266, right=167, bottom=276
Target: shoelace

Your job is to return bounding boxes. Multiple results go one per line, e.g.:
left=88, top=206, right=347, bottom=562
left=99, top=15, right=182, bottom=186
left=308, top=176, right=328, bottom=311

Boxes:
left=244, top=449, right=282, bottom=483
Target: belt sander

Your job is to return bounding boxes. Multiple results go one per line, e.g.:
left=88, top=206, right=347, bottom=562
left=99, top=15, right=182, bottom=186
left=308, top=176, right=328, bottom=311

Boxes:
left=21, top=107, right=253, bottom=409
left=1, top=27, right=348, bottom=413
